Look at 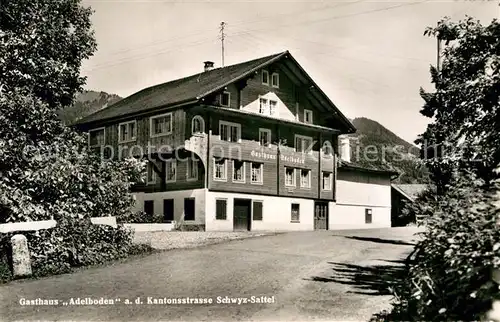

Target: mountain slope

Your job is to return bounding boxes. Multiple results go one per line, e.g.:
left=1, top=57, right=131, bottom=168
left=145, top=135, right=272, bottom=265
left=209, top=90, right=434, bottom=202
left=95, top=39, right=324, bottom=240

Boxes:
left=347, top=117, right=429, bottom=184
left=58, top=90, right=122, bottom=124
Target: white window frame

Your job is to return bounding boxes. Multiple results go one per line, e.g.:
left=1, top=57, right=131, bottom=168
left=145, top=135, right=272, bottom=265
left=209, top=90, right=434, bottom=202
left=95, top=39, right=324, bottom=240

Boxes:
left=147, top=162, right=157, bottom=185
left=259, top=128, right=271, bottom=147
left=285, top=167, right=296, bottom=187
left=165, top=159, right=177, bottom=183
left=271, top=72, right=279, bottom=88
left=250, top=162, right=263, bottom=185
left=268, top=99, right=278, bottom=116
left=191, top=115, right=205, bottom=134
left=300, top=169, right=311, bottom=189
left=187, top=158, right=198, bottom=181
left=213, top=158, right=227, bottom=182
left=294, top=134, right=314, bottom=154
left=322, top=172, right=332, bottom=191
left=259, top=97, right=268, bottom=115
left=262, top=70, right=269, bottom=85
left=150, top=112, right=173, bottom=138
left=232, top=160, right=246, bottom=183
left=220, top=91, right=231, bottom=107
left=304, top=109, right=313, bottom=124
left=118, top=120, right=137, bottom=144
left=88, top=127, right=105, bottom=147
left=219, top=120, right=241, bottom=143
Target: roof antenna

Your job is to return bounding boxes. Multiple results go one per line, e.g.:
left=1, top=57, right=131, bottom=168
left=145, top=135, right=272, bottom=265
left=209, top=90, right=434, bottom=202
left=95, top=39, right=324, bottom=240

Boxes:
left=219, top=22, right=226, bottom=67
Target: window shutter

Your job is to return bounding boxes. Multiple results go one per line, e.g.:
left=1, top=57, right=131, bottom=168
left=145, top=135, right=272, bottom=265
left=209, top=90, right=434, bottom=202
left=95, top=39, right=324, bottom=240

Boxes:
left=216, top=199, right=227, bottom=220
left=253, top=201, right=263, bottom=221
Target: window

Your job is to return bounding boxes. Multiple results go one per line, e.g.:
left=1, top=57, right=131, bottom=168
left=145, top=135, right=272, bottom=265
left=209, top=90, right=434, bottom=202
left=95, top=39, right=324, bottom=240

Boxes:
left=163, top=199, right=174, bottom=222
left=191, top=116, right=205, bottom=134
left=184, top=198, right=195, bottom=221
left=214, top=158, right=227, bottom=181
left=322, top=172, right=332, bottom=191
left=187, top=158, right=198, bottom=181
left=220, top=91, right=230, bottom=107
left=219, top=121, right=241, bottom=143
left=365, top=208, right=372, bottom=224
left=89, top=127, right=105, bottom=147
left=216, top=199, right=227, bottom=220
left=150, top=113, right=172, bottom=137
left=271, top=73, right=279, bottom=88
left=304, top=109, right=313, bottom=124
left=253, top=201, right=263, bottom=221
left=259, top=128, right=271, bottom=147
left=269, top=100, right=277, bottom=116
left=259, top=98, right=267, bottom=114
left=285, top=168, right=296, bottom=187
left=295, top=135, right=314, bottom=154
left=144, top=200, right=154, bottom=216
left=147, top=163, right=157, bottom=184
left=291, top=203, right=300, bottom=222
left=251, top=162, right=263, bottom=184
left=232, top=160, right=245, bottom=183
left=322, top=141, right=333, bottom=156
left=118, top=121, right=136, bottom=143
left=166, top=159, right=176, bottom=183
left=262, top=70, right=269, bottom=85
left=300, top=169, right=311, bottom=188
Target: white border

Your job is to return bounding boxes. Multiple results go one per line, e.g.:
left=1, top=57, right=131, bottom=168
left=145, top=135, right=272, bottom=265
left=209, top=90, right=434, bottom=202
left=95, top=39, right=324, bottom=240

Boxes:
left=187, top=159, right=198, bottom=181
left=250, top=162, right=263, bottom=185
left=165, top=159, right=177, bottom=183
left=262, top=70, right=269, bottom=85
left=271, top=72, right=279, bottom=88
left=150, top=112, right=173, bottom=138
left=219, top=120, right=241, bottom=143
left=213, top=158, right=228, bottom=182
left=220, top=91, right=231, bottom=107
left=300, top=169, right=311, bottom=189
left=146, top=162, right=157, bottom=185
left=294, top=134, right=314, bottom=154
left=88, top=127, right=105, bottom=147
left=259, top=128, right=272, bottom=147
left=191, top=115, right=205, bottom=134
left=285, top=167, right=296, bottom=187
left=232, top=160, right=246, bottom=183
left=118, top=120, right=137, bottom=144
left=304, top=109, right=313, bottom=124
left=322, top=171, right=332, bottom=191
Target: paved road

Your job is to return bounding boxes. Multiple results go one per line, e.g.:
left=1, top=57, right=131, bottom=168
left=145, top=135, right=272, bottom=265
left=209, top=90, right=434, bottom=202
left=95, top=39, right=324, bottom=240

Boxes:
left=0, top=227, right=421, bottom=321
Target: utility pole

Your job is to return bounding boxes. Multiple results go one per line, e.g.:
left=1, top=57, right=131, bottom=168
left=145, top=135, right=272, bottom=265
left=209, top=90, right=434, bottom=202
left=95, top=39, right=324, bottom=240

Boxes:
left=219, top=22, right=226, bottom=67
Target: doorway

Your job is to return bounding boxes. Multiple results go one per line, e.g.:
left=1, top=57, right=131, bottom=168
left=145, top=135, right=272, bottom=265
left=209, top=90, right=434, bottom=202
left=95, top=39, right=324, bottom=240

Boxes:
left=314, top=201, right=329, bottom=230
left=233, top=198, right=251, bottom=231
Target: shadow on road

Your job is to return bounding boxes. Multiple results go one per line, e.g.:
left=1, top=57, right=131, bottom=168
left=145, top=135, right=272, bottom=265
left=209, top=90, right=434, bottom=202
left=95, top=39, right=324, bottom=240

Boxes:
left=336, top=235, right=415, bottom=246
left=306, top=260, right=408, bottom=296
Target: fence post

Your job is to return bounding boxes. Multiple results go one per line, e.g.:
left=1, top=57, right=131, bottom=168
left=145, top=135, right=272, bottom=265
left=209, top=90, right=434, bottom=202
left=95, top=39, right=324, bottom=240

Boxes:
left=11, top=234, right=32, bottom=277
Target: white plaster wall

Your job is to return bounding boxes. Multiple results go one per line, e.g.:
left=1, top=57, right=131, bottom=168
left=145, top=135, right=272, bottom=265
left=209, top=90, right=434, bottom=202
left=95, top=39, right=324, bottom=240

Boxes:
left=240, top=91, right=295, bottom=121
left=329, top=204, right=391, bottom=230
left=205, top=191, right=314, bottom=231
left=132, top=189, right=206, bottom=226
left=336, top=179, right=391, bottom=207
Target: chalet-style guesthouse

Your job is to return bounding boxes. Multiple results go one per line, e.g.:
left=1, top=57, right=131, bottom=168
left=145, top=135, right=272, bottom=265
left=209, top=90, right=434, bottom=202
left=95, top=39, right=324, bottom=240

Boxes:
left=76, top=51, right=397, bottom=231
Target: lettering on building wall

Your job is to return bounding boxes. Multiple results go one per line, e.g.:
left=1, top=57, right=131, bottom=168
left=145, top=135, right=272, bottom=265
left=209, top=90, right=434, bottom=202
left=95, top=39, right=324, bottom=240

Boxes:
left=250, top=150, right=305, bottom=165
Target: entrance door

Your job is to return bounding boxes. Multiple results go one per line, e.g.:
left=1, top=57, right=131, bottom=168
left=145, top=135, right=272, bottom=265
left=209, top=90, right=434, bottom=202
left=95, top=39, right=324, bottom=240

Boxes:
left=233, top=199, right=251, bottom=231
left=163, top=199, right=174, bottom=223
left=314, top=201, right=329, bottom=230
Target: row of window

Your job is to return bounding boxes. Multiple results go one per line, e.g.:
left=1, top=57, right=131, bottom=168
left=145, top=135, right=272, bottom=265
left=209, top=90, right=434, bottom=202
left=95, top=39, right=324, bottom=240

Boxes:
left=146, top=159, right=198, bottom=184
left=284, top=168, right=333, bottom=191
left=213, top=159, right=264, bottom=184
left=215, top=199, right=301, bottom=223
left=143, top=198, right=195, bottom=221
left=261, top=70, right=279, bottom=88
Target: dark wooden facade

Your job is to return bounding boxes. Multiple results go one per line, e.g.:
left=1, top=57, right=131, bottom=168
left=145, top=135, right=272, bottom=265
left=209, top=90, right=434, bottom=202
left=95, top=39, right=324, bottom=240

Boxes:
left=81, top=58, right=348, bottom=201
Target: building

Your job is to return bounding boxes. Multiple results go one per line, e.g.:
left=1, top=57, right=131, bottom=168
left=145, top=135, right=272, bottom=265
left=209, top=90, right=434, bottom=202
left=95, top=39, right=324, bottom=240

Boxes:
left=391, top=184, right=428, bottom=226
left=76, top=51, right=397, bottom=231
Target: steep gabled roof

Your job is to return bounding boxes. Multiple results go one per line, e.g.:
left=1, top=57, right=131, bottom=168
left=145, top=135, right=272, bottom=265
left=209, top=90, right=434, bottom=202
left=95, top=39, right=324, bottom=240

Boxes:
left=76, top=50, right=355, bottom=133
left=338, top=160, right=399, bottom=178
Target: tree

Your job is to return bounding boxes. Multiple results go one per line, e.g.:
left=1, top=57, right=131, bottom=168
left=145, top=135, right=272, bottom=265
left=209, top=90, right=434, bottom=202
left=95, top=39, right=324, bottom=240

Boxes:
left=0, top=0, right=144, bottom=223
left=417, top=16, right=500, bottom=191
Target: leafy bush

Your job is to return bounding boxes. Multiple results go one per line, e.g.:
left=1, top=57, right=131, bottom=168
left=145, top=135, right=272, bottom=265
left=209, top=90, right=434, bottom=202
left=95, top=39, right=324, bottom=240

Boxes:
left=117, top=211, right=164, bottom=224
left=373, top=173, right=500, bottom=321
left=0, top=218, right=154, bottom=282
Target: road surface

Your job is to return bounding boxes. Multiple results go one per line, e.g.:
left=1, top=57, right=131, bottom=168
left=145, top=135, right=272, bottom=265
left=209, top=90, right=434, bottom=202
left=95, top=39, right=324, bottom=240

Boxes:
left=0, top=227, right=421, bottom=321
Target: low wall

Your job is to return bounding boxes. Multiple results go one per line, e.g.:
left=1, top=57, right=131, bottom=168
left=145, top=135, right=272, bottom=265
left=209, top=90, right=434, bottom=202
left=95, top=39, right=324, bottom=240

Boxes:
left=0, top=220, right=57, bottom=233
left=123, top=223, right=175, bottom=232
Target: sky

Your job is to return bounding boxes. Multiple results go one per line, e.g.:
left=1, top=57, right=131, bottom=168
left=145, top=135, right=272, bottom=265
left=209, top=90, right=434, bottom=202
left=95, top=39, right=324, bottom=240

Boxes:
left=80, top=0, right=500, bottom=143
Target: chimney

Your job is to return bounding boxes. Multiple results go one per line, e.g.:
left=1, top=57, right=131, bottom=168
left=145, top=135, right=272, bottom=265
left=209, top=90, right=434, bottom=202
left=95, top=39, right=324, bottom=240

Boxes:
left=203, top=61, right=214, bottom=72
left=339, top=135, right=351, bottom=163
